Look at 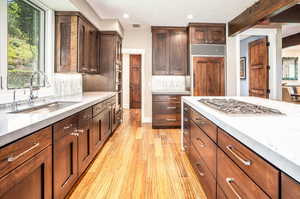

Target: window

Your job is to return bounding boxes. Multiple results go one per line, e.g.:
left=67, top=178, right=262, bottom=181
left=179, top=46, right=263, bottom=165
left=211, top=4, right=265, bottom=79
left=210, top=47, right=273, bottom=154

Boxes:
left=0, top=0, right=53, bottom=93
left=7, top=0, right=45, bottom=89
left=282, top=57, right=298, bottom=80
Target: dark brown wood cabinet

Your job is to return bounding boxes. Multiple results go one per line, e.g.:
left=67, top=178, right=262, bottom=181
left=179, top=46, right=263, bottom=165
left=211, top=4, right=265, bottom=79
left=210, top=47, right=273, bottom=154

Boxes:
left=55, top=12, right=100, bottom=74
left=152, top=27, right=188, bottom=75
left=77, top=108, right=94, bottom=175
left=152, top=94, right=188, bottom=128
left=53, top=116, right=78, bottom=199
left=183, top=104, right=191, bottom=151
left=281, top=173, right=300, bottom=199
left=0, top=146, right=52, bottom=199
left=92, top=106, right=111, bottom=155
left=184, top=104, right=285, bottom=199
left=189, top=23, right=226, bottom=44
left=193, top=57, right=225, bottom=96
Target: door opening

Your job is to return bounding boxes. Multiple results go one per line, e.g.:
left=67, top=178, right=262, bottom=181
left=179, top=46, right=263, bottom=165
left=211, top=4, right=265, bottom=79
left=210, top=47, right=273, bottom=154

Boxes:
left=129, top=54, right=142, bottom=109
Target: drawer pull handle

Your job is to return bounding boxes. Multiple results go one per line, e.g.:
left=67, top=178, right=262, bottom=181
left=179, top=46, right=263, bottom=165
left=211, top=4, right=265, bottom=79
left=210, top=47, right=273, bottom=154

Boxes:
left=196, top=138, right=206, bottom=147
left=167, top=107, right=177, bottom=109
left=166, top=118, right=176, bottom=122
left=226, top=145, right=252, bottom=166
left=7, top=143, right=40, bottom=162
left=195, top=118, right=207, bottom=125
left=70, top=132, right=79, bottom=137
left=168, top=97, right=177, bottom=100
left=184, top=107, right=189, bottom=111
left=195, top=163, right=205, bottom=176
left=64, top=124, right=73, bottom=130
left=226, top=178, right=243, bottom=199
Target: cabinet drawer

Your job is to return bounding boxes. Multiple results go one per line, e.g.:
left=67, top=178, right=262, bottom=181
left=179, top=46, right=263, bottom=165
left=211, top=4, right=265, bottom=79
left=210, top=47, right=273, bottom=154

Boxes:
left=217, top=148, right=270, bottom=199
left=190, top=120, right=216, bottom=177
left=188, top=145, right=216, bottom=199
left=190, top=109, right=217, bottom=142
left=78, top=107, right=92, bottom=120
left=281, top=173, right=300, bottom=199
left=152, top=114, right=181, bottom=127
left=0, top=146, right=52, bottom=199
left=152, top=95, right=181, bottom=102
left=0, top=127, right=52, bottom=179
left=218, top=128, right=279, bottom=199
left=93, top=101, right=106, bottom=117
left=53, top=116, right=78, bottom=141
left=153, top=102, right=181, bottom=114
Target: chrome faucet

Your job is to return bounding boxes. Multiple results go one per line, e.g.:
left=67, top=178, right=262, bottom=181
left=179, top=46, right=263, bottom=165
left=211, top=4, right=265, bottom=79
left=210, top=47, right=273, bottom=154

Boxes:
left=11, top=90, right=18, bottom=111
left=28, top=71, right=50, bottom=104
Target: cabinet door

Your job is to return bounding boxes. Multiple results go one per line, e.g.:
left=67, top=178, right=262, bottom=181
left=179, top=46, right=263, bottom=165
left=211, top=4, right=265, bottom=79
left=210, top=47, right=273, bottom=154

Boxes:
left=190, top=26, right=207, bottom=44
left=282, top=173, right=300, bottom=199
left=193, top=57, right=225, bottom=96
left=78, top=117, right=93, bottom=175
left=169, top=29, right=187, bottom=75
left=116, top=36, right=122, bottom=65
left=152, top=30, right=170, bottom=75
left=55, top=16, right=78, bottom=72
left=183, top=104, right=190, bottom=151
left=54, top=133, right=78, bottom=199
left=88, top=27, right=99, bottom=73
left=78, top=18, right=89, bottom=73
left=207, top=26, right=225, bottom=44
left=111, top=103, right=118, bottom=132
left=0, top=146, right=52, bottom=199
left=92, top=109, right=110, bottom=155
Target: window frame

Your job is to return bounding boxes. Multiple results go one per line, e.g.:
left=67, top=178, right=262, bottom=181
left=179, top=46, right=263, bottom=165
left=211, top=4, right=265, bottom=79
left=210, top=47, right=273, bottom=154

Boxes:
left=0, top=0, right=55, bottom=102
left=282, top=57, right=298, bottom=81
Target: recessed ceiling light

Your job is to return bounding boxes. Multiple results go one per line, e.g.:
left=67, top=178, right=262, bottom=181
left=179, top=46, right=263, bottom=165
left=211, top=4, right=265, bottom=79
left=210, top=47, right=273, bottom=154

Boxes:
left=123, top=13, right=129, bottom=19
left=187, top=14, right=193, bottom=19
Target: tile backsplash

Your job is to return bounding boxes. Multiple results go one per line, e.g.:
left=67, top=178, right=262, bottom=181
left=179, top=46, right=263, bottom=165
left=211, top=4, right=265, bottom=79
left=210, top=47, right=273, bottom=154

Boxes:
left=54, top=74, right=83, bottom=97
left=152, top=76, right=190, bottom=91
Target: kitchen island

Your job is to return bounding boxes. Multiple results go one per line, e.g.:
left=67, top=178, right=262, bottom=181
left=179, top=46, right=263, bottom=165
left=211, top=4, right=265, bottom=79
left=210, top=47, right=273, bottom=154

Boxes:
left=182, top=96, right=300, bottom=199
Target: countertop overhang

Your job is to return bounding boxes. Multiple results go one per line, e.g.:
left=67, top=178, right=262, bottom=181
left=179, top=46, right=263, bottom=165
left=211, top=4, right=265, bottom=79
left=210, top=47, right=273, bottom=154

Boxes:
left=0, top=92, right=116, bottom=148
left=182, top=96, right=300, bottom=183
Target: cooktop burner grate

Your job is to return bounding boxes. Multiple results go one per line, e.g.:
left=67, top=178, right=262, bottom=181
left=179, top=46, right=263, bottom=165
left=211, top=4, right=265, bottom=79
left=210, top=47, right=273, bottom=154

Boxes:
left=198, top=99, right=284, bottom=115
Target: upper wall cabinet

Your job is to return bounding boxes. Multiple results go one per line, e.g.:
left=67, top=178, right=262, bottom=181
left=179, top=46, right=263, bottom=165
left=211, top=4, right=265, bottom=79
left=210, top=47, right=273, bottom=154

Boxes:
left=189, top=23, right=226, bottom=45
left=55, top=12, right=100, bottom=74
left=152, top=27, right=188, bottom=75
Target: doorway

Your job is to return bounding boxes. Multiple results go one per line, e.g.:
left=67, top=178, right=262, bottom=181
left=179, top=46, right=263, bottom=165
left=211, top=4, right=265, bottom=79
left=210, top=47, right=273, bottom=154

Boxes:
left=129, top=54, right=142, bottom=109
left=239, top=35, right=270, bottom=98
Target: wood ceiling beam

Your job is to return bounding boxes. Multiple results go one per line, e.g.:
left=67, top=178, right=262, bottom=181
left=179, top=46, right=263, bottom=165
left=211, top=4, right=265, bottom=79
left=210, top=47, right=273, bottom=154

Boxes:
left=283, top=33, right=300, bottom=48
left=228, top=0, right=300, bottom=36
left=270, top=5, right=300, bottom=23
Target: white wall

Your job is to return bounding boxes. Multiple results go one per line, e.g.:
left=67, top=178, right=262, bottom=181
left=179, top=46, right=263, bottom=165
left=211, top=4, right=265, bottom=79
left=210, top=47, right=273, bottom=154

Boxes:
left=122, top=27, right=152, bottom=123
left=122, top=54, right=130, bottom=109
left=227, top=28, right=282, bottom=100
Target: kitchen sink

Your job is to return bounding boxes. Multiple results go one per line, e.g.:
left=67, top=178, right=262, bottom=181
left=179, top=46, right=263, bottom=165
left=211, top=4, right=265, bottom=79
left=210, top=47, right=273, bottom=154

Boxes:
left=8, top=101, right=78, bottom=114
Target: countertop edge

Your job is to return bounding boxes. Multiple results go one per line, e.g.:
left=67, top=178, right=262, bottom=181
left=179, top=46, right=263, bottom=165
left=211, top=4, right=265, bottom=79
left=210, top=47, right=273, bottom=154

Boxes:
left=0, top=92, right=116, bottom=148
left=182, top=97, right=300, bottom=183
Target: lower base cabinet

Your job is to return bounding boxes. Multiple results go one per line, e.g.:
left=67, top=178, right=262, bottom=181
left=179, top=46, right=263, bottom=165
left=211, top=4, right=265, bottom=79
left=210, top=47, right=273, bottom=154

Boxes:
left=0, top=146, right=52, bottom=199
left=78, top=115, right=93, bottom=175
left=53, top=116, right=79, bottom=199
left=217, top=148, right=269, bottom=199
left=281, top=173, right=300, bottom=199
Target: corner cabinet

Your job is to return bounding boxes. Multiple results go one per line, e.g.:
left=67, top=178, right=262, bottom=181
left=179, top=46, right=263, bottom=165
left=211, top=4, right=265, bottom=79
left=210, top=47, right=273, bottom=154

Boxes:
left=55, top=12, right=100, bottom=74
left=152, top=27, right=188, bottom=75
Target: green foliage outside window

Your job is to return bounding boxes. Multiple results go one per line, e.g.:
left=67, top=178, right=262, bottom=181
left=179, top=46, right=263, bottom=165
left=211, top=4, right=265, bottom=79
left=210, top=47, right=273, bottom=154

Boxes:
left=7, top=0, right=43, bottom=89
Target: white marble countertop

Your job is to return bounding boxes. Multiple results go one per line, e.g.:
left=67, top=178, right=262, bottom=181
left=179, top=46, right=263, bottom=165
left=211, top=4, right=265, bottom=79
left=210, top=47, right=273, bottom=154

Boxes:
left=152, top=90, right=191, bottom=95
left=0, top=92, right=115, bottom=148
left=182, top=96, right=300, bottom=183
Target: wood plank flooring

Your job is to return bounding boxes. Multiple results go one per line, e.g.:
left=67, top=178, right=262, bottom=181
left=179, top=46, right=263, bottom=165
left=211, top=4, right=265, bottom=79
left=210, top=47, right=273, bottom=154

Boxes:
left=67, top=109, right=206, bottom=199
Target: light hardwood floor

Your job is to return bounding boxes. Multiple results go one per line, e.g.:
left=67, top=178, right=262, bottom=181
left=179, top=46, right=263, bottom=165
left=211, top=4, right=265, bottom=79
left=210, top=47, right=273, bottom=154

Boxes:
left=67, top=109, right=206, bottom=199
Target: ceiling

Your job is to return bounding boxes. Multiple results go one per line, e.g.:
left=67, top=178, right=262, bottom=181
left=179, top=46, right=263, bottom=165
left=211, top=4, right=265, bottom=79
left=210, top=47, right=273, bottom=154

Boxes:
left=87, top=0, right=258, bottom=30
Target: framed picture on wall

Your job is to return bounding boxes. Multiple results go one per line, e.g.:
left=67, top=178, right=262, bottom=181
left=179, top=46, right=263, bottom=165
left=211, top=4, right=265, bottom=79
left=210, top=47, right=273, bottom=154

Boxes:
left=240, top=57, right=246, bottom=79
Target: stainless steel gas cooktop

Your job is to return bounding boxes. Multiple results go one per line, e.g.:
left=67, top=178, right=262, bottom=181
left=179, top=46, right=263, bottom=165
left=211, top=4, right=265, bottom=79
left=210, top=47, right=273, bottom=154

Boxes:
left=198, top=98, right=284, bottom=115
